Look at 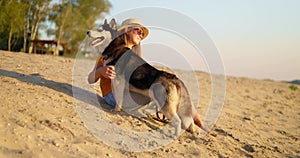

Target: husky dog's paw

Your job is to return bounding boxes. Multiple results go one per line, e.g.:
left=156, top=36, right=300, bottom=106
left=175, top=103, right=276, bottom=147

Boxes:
left=111, top=105, right=122, bottom=113
left=207, top=131, right=217, bottom=137
left=186, top=123, right=199, bottom=134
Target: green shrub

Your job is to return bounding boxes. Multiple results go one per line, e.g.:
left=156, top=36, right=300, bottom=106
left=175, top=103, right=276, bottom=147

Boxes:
left=289, top=85, right=298, bottom=91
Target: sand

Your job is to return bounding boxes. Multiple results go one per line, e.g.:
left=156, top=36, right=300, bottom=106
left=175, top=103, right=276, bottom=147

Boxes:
left=0, top=50, right=299, bottom=158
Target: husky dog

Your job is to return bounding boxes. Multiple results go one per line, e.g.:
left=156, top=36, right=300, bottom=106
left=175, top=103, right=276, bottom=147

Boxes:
left=86, top=19, right=118, bottom=53
left=101, top=31, right=212, bottom=137
left=87, top=19, right=212, bottom=136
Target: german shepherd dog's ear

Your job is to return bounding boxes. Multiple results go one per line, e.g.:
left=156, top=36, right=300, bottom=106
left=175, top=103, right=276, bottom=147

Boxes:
left=109, top=18, right=117, bottom=31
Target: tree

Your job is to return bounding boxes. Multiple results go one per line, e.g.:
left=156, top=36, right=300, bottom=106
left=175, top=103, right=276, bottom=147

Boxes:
left=48, top=0, right=111, bottom=55
left=25, top=0, right=52, bottom=54
left=0, top=0, right=51, bottom=53
left=0, top=1, right=26, bottom=51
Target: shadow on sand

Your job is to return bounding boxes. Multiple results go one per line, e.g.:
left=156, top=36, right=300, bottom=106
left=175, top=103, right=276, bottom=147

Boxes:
left=0, top=69, right=104, bottom=108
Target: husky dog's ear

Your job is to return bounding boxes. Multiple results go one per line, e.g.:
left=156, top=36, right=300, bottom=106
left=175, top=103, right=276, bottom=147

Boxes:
left=104, top=19, right=108, bottom=24
left=109, top=18, right=117, bottom=30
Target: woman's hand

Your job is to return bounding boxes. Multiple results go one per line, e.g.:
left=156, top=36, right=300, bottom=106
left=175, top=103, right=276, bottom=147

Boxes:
left=98, top=65, right=116, bottom=79
left=88, top=65, right=116, bottom=84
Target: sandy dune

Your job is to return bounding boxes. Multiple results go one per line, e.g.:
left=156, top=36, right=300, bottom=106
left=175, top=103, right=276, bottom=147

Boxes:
left=0, top=50, right=299, bottom=157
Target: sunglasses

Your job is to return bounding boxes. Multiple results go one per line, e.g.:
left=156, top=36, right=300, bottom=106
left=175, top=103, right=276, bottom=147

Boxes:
left=131, top=27, right=144, bottom=37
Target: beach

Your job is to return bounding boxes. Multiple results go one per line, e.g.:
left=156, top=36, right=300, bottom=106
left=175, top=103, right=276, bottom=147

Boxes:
left=0, top=50, right=299, bottom=157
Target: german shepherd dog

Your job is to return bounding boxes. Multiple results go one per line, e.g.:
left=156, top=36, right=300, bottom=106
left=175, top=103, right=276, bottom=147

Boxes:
left=88, top=19, right=212, bottom=136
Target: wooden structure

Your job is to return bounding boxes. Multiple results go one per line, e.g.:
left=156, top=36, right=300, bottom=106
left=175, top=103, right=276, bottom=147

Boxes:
left=30, top=39, right=67, bottom=55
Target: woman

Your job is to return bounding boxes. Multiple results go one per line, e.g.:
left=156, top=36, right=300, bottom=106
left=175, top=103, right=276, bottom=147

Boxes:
left=88, top=18, right=149, bottom=107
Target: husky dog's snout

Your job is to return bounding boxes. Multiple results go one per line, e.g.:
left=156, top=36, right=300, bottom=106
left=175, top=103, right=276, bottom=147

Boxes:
left=86, top=31, right=90, bottom=35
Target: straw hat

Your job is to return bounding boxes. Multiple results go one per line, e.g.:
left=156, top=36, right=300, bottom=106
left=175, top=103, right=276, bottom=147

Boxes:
left=117, top=18, right=149, bottom=39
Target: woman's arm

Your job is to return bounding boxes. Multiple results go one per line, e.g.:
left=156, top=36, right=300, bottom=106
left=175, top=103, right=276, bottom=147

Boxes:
left=88, top=66, right=101, bottom=84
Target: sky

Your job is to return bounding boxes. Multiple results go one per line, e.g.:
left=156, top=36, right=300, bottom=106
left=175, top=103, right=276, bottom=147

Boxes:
left=102, top=0, right=300, bottom=81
